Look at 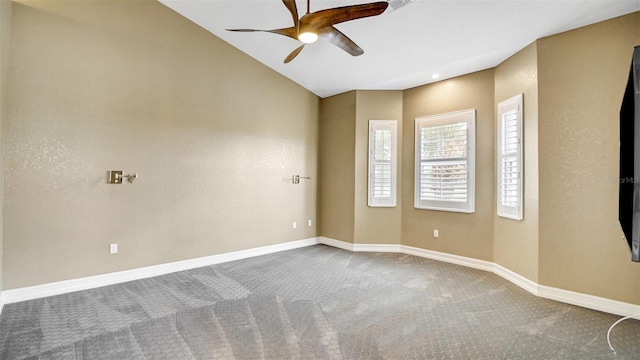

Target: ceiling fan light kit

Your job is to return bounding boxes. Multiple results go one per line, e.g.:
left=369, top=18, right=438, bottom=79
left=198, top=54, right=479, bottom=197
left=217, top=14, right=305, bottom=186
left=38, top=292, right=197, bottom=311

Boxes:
left=226, top=0, right=389, bottom=63
left=298, top=32, right=318, bottom=43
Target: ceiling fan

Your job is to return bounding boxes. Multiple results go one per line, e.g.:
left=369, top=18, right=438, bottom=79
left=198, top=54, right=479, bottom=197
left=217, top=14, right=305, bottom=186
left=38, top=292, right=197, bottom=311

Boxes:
left=226, top=0, right=389, bottom=63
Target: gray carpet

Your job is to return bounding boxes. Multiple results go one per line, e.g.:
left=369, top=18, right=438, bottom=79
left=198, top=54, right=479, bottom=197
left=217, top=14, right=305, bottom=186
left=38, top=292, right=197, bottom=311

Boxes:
left=0, top=245, right=638, bottom=359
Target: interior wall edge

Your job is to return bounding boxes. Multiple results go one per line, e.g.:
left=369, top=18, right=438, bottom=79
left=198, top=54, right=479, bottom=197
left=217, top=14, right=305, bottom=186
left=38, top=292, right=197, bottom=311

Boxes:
left=492, top=40, right=540, bottom=283
left=353, top=90, right=404, bottom=246
left=317, top=92, right=357, bottom=242
left=0, top=0, right=13, bottom=305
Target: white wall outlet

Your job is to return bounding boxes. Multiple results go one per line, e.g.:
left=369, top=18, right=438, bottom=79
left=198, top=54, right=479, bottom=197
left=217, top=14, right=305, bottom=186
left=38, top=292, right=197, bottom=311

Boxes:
left=109, top=243, right=118, bottom=254
left=293, top=222, right=297, bottom=229
left=308, top=220, right=312, bottom=227
left=433, top=229, right=439, bottom=238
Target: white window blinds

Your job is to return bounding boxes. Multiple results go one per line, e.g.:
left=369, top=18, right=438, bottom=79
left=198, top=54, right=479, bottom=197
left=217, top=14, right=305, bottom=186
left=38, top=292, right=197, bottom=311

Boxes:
left=497, top=94, right=523, bottom=220
left=368, top=120, right=397, bottom=207
left=415, top=110, right=475, bottom=213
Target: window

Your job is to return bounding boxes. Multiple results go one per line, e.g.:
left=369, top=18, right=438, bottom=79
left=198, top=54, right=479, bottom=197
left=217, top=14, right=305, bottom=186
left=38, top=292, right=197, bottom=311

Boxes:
left=368, top=120, right=397, bottom=207
left=415, top=110, right=475, bottom=213
left=497, top=94, right=523, bottom=220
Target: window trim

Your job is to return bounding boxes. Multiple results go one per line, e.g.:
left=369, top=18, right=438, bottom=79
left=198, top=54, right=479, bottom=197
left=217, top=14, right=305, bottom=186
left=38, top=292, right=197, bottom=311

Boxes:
left=368, top=120, right=398, bottom=207
left=497, top=94, right=524, bottom=220
left=414, top=109, right=476, bottom=213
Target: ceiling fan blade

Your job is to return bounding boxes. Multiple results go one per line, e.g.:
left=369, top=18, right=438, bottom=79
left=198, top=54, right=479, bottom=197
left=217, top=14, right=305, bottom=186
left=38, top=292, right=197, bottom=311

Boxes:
left=284, top=45, right=306, bottom=63
left=300, top=2, right=388, bottom=30
left=226, top=27, right=298, bottom=40
left=319, top=26, right=364, bottom=57
left=282, top=0, right=299, bottom=28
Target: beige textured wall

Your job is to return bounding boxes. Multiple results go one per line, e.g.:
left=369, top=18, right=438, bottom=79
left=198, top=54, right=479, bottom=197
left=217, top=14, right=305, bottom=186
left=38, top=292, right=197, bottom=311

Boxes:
left=318, top=91, right=356, bottom=243
left=537, top=12, right=640, bottom=304
left=354, top=91, right=403, bottom=245
left=402, top=70, right=495, bottom=261
left=493, top=43, right=540, bottom=282
left=319, top=90, right=403, bottom=245
left=4, top=0, right=319, bottom=289
left=0, top=0, right=12, bottom=295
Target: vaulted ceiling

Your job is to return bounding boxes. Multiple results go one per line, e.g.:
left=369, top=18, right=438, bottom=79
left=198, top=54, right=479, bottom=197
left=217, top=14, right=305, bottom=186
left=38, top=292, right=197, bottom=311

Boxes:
left=159, top=0, right=640, bottom=98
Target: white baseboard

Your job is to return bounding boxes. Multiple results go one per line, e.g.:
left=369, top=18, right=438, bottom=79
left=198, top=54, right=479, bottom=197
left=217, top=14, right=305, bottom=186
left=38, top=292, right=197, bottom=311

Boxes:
left=354, top=243, right=403, bottom=253
left=317, top=236, right=354, bottom=251
left=318, top=237, right=640, bottom=318
left=400, top=244, right=494, bottom=272
left=493, top=263, right=539, bottom=295
left=2, top=236, right=639, bottom=319
left=1, top=237, right=319, bottom=306
left=536, top=284, right=640, bottom=318
left=317, top=238, right=406, bottom=253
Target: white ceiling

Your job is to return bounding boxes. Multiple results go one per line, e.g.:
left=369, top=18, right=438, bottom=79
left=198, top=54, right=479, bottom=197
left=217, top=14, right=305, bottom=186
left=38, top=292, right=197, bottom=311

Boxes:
left=159, top=0, right=640, bottom=98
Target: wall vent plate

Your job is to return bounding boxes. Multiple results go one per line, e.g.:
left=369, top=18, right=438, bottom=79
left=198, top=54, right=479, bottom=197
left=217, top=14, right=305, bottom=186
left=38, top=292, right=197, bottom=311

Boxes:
left=109, top=170, right=123, bottom=184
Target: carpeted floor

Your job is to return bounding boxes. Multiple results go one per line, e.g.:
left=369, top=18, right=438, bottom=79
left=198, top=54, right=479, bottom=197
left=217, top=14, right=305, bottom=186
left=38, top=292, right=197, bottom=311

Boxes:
left=0, top=245, right=638, bottom=359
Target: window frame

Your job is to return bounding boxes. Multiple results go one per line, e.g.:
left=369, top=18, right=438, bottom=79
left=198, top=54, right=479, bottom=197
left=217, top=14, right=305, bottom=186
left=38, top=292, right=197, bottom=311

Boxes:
left=414, top=109, right=476, bottom=213
left=368, top=120, right=398, bottom=207
left=497, top=94, right=524, bottom=220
